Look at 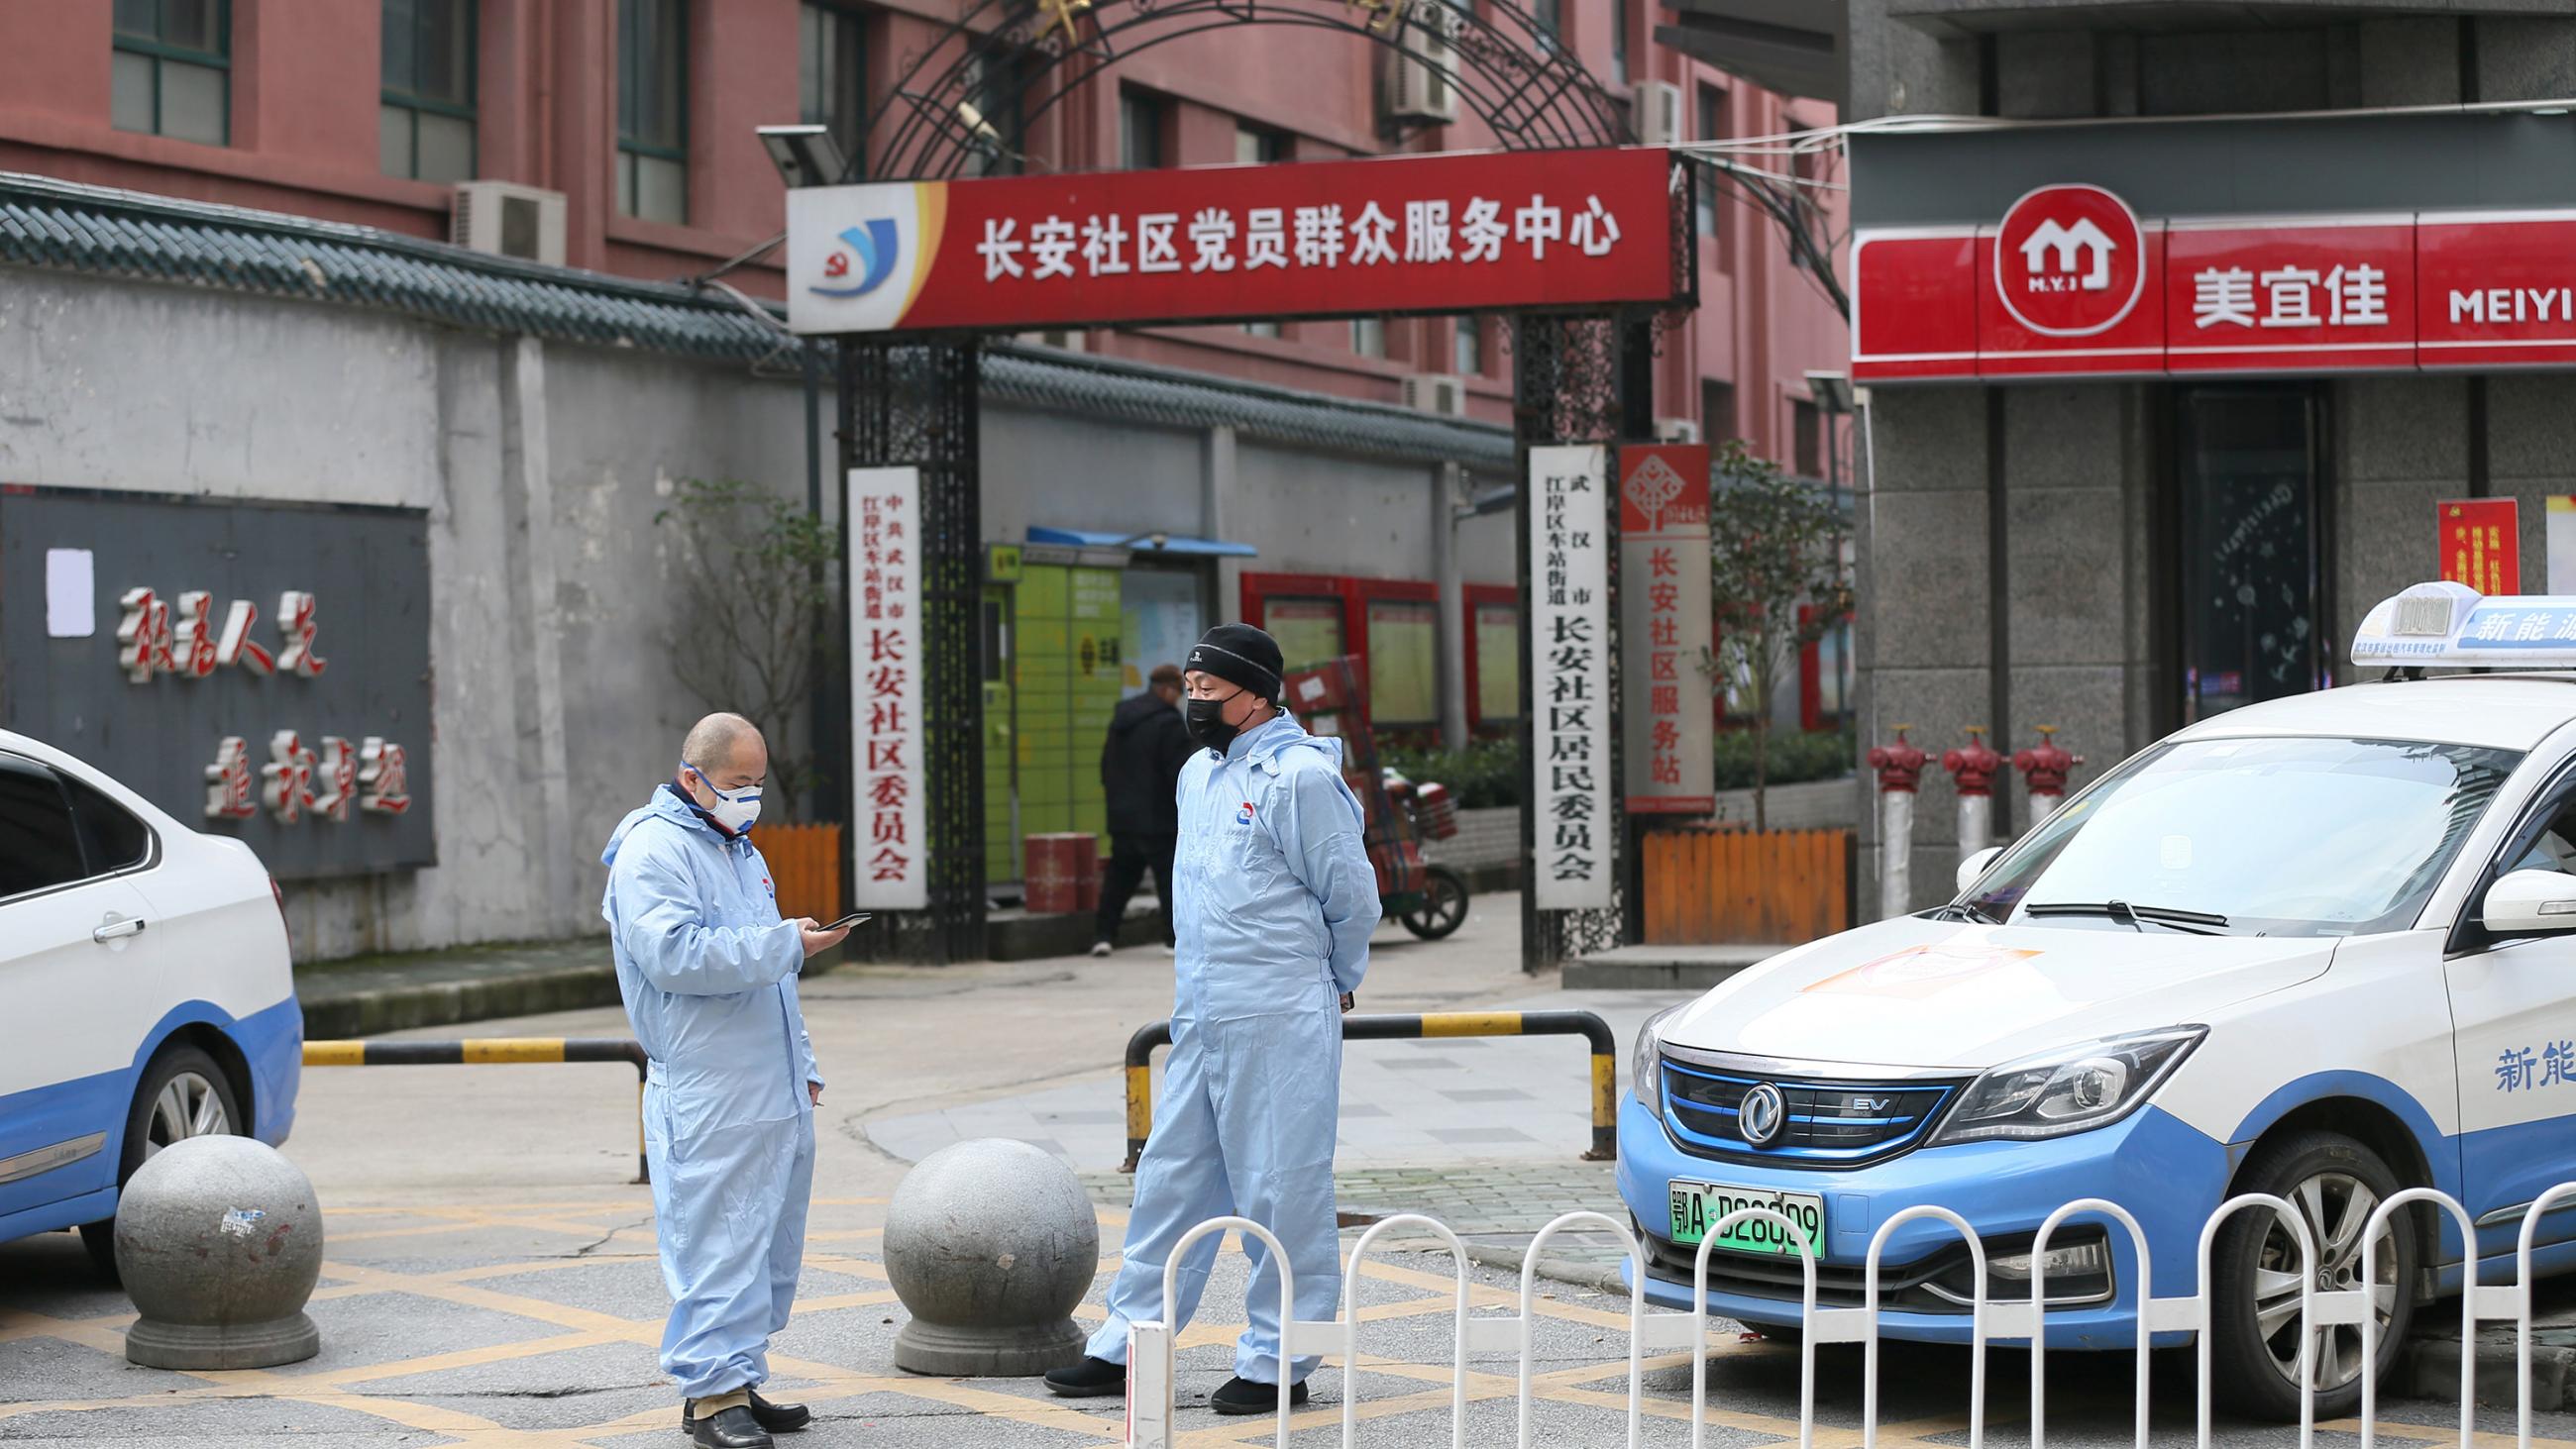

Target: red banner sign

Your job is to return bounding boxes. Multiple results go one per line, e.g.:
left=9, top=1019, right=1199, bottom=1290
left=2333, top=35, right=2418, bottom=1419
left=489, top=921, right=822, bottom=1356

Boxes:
left=2439, top=498, right=2520, bottom=597
left=787, top=147, right=1680, bottom=335
left=1855, top=191, right=2576, bottom=381
left=1619, top=445, right=1714, bottom=816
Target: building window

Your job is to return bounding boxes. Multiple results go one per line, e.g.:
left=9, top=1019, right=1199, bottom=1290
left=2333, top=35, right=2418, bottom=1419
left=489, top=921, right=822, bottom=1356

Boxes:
left=1453, top=315, right=1481, bottom=376
left=1529, top=0, right=1561, bottom=49
left=1121, top=90, right=1164, bottom=170
left=1611, top=0, right=1631, bottom=83
left=965, top=51, right=1024, bottom=177
left=1694, top=83, right=1726, bottom=244
left=617, top=0, right=689, bottom=225
left=1234, top=123, right=1287, bottom=165
left=112, top=0, right=230, bottom=146
left=380, top=0, right=475, bottom=183
left=799, top=2, right=865, bottom=176
left=1702, top=378, right=1736, bottom=444
left=1351, top=316, right=1387, bottom=359
left=1793, top=398, right=1822, bottom=478
left=1236, top=126, right=1287, bottom=337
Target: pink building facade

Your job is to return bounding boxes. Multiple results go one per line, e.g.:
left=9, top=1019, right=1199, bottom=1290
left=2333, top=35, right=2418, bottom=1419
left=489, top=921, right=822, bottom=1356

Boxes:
left=0, top=0, right=1847, bottom=469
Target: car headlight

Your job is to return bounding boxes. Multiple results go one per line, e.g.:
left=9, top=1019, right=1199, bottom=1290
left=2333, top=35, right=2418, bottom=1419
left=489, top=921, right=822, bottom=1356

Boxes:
left=1928, top=1026, right=2205, bottom=1145
left=1633, top=1004, right=1685, bottom=1106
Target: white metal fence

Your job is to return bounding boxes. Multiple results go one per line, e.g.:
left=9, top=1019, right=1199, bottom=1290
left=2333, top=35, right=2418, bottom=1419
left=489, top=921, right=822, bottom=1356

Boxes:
left=1122, top=1184, right=2576, bottom=1449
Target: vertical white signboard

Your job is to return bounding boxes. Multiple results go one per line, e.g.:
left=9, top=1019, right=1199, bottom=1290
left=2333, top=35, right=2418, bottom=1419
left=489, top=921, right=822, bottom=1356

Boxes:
left=1530, top=444, right=1614, bottom=910
left=849, top=466, right=926, bottom=910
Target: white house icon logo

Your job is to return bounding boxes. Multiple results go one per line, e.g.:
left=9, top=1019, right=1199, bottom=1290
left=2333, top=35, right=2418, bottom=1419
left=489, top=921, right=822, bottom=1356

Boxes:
left=1994, top=184, right=2146, bottom=339
left=2019, top=218, right=2114, bottom=293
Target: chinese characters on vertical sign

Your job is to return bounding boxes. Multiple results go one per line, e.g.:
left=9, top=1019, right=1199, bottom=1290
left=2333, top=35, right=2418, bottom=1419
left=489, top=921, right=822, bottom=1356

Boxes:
left=1619, top=446, right=1715, bottom=815
left=2437, top=498, right=2520, bottom=596
left=850, top=466, right=926, bottom=910
left=1530, top=445, right=1613, bottom=910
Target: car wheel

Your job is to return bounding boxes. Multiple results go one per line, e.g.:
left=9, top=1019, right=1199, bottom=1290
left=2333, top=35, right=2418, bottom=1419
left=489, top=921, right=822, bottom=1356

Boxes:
left=77, top=1044, right=243, bottom=1284
left=2208, top=1130, right=2416, bottom=1422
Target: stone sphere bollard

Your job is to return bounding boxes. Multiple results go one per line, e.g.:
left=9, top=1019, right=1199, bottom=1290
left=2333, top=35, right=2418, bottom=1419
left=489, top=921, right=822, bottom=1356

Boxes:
left=116, top=1134, right=324, bottom=1370
left=884, top=1138, right=1097, bottom=1377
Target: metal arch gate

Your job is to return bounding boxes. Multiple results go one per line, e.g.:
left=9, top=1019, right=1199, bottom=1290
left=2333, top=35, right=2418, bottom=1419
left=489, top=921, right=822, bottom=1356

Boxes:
left=829, top=0, right=1687, bottom=965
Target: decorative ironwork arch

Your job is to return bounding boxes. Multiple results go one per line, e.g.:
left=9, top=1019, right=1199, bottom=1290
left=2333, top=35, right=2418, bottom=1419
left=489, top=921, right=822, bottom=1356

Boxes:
left=856, top=0, right=1633, bottom=184
left=836, top=0, right=1657, bottom=967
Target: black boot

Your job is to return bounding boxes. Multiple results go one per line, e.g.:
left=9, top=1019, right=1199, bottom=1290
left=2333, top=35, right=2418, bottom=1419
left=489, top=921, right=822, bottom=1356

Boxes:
left=1209, top=1376, right=1309, bottom=1415
left=688, top=1402, right=773, bottom=1449
left=1043, top=1355, right=1127, bottom=1397
left=684, top=1390, right=809, bottom=1434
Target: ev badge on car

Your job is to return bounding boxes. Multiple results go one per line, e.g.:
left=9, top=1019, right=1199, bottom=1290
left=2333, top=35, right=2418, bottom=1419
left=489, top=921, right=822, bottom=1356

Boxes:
left=1739, top=1083, right=1786, bottom=1146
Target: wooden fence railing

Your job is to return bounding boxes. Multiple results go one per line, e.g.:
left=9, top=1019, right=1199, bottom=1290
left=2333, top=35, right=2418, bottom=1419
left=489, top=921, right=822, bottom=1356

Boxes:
left=1640, top=826, right=1850, bottom=945
left=758, top=823, right=844, bottom=925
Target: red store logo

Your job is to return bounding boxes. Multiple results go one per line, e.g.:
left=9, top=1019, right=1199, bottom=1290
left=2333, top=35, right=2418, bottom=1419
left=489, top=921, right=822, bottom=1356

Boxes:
left=1993, top=184, right=2147, bottom=338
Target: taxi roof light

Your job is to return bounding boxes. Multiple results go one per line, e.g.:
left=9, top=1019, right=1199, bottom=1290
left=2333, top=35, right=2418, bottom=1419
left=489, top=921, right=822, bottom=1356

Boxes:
left=2351, top=580, right=2576, bottom=669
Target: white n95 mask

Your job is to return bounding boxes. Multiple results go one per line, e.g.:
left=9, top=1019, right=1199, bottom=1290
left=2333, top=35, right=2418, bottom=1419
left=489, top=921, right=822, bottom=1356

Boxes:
left=684, top=764, right=762, bottom=833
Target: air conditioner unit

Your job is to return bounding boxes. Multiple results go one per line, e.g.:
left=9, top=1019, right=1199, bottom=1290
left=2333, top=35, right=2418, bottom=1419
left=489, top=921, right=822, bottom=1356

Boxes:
left=451, top=181, right=568, bottom=266
left=1403, top=373, right=1468, bottom=417
left=1654, top=416, right=1702, bottom=443
left=1634, top=80, right=1684, bottom=147
left=1382, top=20, right=1460, bottom=125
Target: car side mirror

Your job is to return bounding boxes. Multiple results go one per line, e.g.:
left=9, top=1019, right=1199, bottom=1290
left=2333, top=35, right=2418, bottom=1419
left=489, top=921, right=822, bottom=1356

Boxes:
left=1956, top=846, right=2004, bottom=895
left=2481, top=869, right=2576, bottom=934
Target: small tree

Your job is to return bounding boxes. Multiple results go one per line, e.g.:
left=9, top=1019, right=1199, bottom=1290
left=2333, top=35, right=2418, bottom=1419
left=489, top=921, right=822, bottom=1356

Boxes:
left=655, top=477, right=840, bottom=820
left=1706, top=440, right=1851, bottom=831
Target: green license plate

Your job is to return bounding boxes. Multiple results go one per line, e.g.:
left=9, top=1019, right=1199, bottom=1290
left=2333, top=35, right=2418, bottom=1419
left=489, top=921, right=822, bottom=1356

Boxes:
left=1668, top=1180, right=1825, bottom=1258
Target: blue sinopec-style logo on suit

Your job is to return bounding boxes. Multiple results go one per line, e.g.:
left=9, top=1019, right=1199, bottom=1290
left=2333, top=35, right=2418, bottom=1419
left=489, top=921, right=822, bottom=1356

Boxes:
left=810, top=219, right=900, bottom=297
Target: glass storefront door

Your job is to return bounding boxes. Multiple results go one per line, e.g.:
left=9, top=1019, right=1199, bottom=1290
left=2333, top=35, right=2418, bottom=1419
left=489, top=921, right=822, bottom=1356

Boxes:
left=2176, top=385, right=2328, bottom=722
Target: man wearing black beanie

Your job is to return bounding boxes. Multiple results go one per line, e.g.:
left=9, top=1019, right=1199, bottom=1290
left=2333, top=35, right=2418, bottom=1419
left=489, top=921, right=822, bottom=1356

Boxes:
left=1046, top=622, right=1382, bottom=1414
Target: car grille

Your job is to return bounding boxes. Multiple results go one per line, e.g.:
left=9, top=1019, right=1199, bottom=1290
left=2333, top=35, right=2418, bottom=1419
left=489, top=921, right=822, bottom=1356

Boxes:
left=1660, top=1058, right=1964, bottom=1169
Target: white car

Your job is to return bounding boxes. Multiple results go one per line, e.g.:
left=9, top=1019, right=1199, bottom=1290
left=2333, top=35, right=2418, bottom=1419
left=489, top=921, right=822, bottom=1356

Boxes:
left=0, top=729, right=300, bottom=1277
left=1620, top=580, right=2576, bottom=1420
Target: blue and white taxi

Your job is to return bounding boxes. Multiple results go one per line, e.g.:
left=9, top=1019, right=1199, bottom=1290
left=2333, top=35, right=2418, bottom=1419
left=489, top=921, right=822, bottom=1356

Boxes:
left=1621, top=580, right=2576, bottom=1420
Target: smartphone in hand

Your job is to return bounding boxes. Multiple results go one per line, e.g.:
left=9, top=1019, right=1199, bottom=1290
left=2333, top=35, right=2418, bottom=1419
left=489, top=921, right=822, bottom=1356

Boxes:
left=818, top=912, right=872, bottom=932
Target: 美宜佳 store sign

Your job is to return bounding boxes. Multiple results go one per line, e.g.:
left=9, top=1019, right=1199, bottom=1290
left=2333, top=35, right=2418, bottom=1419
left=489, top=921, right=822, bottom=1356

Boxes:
left=1853, top=183, right=2576, bottom=381
left=786, top=147, right=1682, bottom=336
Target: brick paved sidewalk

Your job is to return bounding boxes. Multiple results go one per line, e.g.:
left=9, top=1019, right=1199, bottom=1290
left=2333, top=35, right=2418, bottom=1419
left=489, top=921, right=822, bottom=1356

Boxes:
left=1082, top=1159, right=1636, bottom=1291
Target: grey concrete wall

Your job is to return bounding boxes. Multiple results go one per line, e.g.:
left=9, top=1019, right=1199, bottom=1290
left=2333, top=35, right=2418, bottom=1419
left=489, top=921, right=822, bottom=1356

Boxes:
left=1852, top=385, right=1990, bottom=918
left=0, top=266, right=1513, bottom=959
left=979, top=408, right=1205, bottom=546
left=1230, top=441, right=1442, bottom=580
left=2333, top=376, right=2469, bottom=688
left=0, top=270, right=849, bottom=959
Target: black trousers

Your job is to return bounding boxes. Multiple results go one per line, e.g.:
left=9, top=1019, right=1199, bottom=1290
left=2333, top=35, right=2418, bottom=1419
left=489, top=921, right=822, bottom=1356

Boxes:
left=1095, top=831, right=1178, bottom=947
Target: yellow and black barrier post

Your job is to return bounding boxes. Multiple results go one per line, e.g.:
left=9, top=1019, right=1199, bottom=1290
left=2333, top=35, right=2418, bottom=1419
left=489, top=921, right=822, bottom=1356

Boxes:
left=302, top=1038, right=651, bottom=1184
left=1120, top=1010, right=1619, bottom=1173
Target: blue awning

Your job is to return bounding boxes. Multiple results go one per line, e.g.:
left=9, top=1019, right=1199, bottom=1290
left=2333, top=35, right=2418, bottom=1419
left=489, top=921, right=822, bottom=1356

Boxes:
left=1026, top=527, right=1258, bottom=558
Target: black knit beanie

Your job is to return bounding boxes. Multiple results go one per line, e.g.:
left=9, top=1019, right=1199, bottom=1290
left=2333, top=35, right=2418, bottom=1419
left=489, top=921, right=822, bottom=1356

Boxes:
left=1186, top=623, right=1285, bottom=702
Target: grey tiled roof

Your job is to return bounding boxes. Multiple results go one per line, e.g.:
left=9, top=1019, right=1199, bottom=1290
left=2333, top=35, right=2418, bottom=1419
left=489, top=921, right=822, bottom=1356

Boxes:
left=0, top=171, right=1514, bottom=470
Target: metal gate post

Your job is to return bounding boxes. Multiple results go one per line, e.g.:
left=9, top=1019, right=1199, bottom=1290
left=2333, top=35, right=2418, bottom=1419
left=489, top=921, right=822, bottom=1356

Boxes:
left=839, top=336, right=989, bottom=964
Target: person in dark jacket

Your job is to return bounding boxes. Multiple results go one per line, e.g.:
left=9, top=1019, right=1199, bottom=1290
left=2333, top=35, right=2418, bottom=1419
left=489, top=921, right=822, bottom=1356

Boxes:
left=1094, top=663, right=1194, bottom=955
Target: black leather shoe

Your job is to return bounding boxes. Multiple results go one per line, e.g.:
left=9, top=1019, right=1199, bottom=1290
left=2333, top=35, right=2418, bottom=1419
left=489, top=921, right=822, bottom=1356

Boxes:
left=1209, top=1376, right=1309, bottom=1415
left=683, top=1391, right=809, bottom=1434
left=1042, top=1355, right=1127, bottom=1397
left=690, top=1403, right=774, bottom=1449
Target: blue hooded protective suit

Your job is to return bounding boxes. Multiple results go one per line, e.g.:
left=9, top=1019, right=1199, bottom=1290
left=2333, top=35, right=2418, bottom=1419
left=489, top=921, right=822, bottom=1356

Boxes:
left=601, top=785, right=822, bottom=1402
left=1086, top=710, right=1381, bottom=1384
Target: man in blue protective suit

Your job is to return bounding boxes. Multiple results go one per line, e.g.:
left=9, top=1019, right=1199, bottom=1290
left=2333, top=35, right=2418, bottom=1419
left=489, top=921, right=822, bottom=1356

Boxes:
left=602, top=713, right=850, bottom=1449
left=1045, top=623, right=1381, bottom=1414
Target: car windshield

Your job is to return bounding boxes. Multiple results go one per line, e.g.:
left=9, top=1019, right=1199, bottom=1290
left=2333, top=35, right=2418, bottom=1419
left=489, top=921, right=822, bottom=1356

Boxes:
left=1963, top=736, right=2521, bottom=938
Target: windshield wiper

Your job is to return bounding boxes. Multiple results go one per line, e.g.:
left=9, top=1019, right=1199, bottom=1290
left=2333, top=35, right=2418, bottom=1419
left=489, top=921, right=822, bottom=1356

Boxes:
left=1928, top=900, right=2003, bottom=925
left=2022, top=900, right=2230, bottom=935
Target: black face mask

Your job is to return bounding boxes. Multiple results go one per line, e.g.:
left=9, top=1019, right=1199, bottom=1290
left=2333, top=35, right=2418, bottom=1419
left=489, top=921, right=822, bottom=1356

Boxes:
left=1186, top=694, right=1246, bottom=754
